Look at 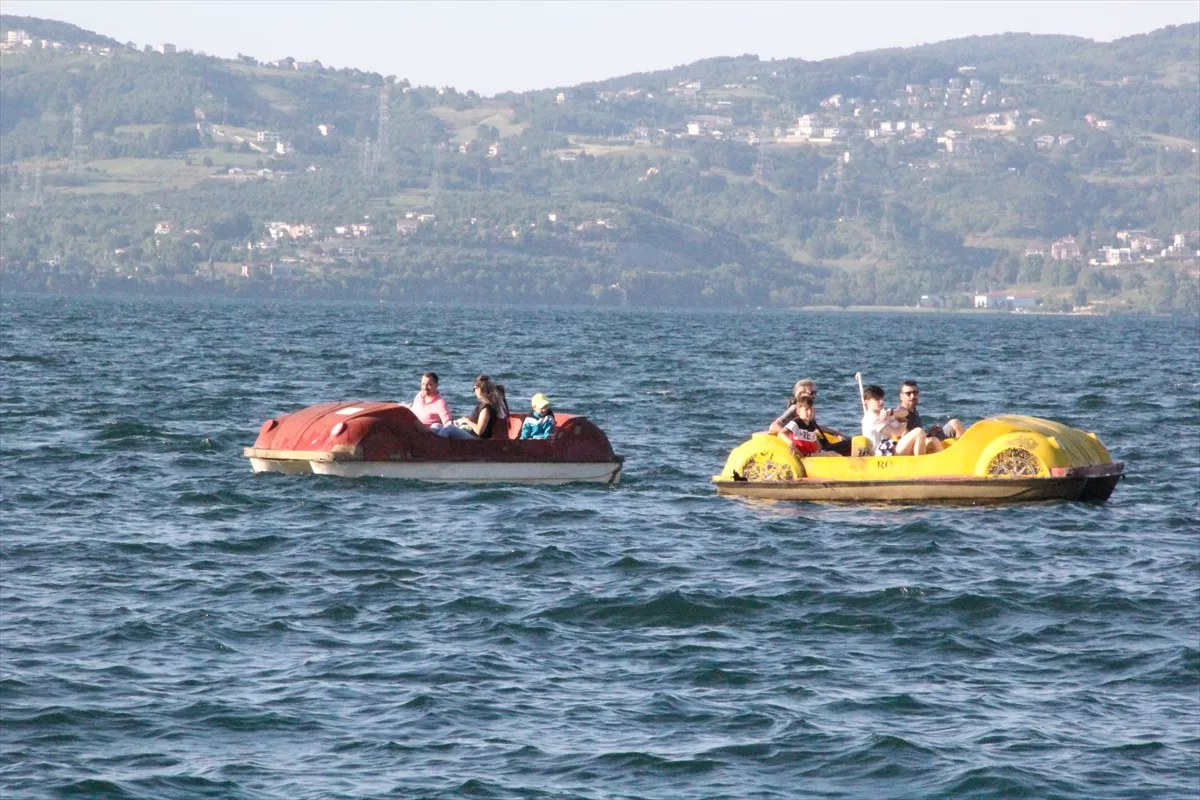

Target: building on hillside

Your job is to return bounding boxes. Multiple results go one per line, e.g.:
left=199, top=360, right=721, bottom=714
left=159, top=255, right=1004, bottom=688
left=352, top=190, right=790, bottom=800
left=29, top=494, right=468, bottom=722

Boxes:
left=686, top=115, right=733, bottom=134
left=156, top=43, right=176, bottom=54
left=336, top=223, right=373, bottom=238
left=154, top=221, right=175, bottom=235
left=265, top=221, right=293, bottom=240
left=1129, top=234, right=1163, bottom=252
left=1095, top=246, right=1134, bottom=265
left=1117, top=230, right=1163, bottom=252
left=791, top=114, right=822, bottom=139
left=256, top=131, right=281, bottom=143
left=1050, top=236, right=1082, bottom=260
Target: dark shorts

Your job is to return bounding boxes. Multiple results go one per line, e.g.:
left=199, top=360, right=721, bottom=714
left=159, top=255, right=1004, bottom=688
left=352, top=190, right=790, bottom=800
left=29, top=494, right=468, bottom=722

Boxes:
left=823, top=438, right=853, bottom=456
left=927, top=424, right=948, bottom=441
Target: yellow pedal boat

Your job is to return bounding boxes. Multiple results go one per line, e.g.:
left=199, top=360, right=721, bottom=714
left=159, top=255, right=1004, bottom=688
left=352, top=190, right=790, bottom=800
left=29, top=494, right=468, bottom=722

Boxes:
left=713, top=415, right=1123, bottom=504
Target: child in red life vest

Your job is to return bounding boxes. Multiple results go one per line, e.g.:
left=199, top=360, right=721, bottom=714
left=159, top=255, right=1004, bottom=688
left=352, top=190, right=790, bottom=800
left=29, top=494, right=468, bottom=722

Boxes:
left=778, top=395, right=824, bottom=456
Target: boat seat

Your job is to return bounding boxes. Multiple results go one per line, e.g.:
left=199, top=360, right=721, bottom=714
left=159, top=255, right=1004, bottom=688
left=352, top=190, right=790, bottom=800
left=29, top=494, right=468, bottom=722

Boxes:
left=850, top=435, right=873, bottom=457
left=505, top=412, right=577, bottom=440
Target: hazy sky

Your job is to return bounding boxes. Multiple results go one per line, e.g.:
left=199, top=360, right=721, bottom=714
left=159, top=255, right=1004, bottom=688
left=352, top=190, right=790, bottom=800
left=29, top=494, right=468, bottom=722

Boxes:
left=4, top=0, right=1198, bottom=96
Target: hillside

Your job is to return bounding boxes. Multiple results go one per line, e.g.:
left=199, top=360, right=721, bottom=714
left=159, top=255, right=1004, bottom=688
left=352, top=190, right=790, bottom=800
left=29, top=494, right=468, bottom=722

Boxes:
left=0, top=15, right=1196, bottom=313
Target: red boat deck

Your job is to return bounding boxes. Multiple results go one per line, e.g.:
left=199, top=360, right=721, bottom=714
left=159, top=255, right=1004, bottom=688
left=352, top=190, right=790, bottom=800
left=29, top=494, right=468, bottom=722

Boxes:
left=247, top=401, right=621, bottom=465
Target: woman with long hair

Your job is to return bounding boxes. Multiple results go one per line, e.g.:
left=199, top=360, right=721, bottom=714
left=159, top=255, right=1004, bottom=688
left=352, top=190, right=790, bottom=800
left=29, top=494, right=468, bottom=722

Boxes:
left=438, top=374, right=505, bottom=440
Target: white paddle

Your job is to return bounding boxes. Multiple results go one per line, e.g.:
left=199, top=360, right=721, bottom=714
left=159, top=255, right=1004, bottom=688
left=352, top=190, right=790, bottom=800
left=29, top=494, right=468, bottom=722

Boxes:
left=854, top=372, right=867, bottom=415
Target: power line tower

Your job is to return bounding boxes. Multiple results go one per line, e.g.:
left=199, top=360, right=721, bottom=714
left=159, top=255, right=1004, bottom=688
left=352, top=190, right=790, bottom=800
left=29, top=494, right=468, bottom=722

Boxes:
left=374, top=88, right=389, bottom=169
left=834, top=156, right=847, bottom=216
left=752, top=148, right=774, bottom=183
left=69, top=103, right=86, bottom=171
left=880, top=196, right=897, bottom=243
left=360, top=138, right=374, bottom=180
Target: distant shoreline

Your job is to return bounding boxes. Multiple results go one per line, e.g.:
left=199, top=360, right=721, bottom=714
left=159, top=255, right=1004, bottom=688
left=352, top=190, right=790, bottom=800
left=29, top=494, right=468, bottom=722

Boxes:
left=797, top=304, right=1099, bottom=316
left=2, top=289, right=1189, bottom=318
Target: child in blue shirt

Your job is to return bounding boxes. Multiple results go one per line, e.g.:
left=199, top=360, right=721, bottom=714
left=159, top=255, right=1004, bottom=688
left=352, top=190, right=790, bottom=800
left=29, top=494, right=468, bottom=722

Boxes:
left=519, top=393, right=556, bottom=440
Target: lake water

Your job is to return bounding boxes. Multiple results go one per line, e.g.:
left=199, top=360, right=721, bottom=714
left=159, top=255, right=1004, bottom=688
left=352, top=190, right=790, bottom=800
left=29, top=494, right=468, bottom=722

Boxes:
left=2, top=294, right=1197, bottom=799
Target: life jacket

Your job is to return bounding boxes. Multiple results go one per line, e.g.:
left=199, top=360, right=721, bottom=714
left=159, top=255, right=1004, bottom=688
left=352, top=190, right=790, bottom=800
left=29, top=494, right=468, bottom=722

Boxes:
left=782, top=420, right=821, bottom=455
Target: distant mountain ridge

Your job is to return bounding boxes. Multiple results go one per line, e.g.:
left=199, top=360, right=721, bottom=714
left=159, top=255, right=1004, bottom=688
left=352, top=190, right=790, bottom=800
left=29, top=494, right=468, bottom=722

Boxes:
left=0, top=15, right=1195, bottom=314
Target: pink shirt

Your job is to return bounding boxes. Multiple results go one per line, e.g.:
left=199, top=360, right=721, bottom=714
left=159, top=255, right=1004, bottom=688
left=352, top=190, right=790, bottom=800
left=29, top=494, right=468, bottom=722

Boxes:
left=410, top=391, right=452, bottom=426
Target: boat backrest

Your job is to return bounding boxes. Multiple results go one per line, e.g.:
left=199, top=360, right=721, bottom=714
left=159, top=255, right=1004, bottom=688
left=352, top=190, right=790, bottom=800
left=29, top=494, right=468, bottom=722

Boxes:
left=506, top=415, right=523, bottom=440
left=505, top=412, right=579, bottom=440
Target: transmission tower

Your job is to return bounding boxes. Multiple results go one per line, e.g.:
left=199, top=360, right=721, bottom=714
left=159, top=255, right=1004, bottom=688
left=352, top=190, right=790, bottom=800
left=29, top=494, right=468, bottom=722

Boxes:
left=70, top=103, right=86, bottom=171
left=374, top=88, right=390, bottom=168
left=880, top=196, right=897, bottom=242
left=752, top=148, right=774, bottom=183
left=430, top=154, right=441, bottom=194
left=360, top=138, right=374, bottom=179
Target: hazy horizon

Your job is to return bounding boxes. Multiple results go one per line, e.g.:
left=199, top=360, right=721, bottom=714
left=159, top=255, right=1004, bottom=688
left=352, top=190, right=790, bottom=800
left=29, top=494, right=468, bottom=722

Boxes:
left=2, top=0, right=1198, bottom=96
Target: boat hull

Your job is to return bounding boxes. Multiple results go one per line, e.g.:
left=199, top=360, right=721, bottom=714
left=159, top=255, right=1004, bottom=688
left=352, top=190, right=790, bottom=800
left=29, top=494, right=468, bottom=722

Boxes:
left=714, top=467, right=1121, bottom=505
left=250, top=454, right=622, bottom=484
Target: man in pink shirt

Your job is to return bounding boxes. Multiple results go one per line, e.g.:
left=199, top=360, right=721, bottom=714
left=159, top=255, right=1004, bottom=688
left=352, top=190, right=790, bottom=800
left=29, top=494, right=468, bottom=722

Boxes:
left=409, top=372, right=452, bottom=429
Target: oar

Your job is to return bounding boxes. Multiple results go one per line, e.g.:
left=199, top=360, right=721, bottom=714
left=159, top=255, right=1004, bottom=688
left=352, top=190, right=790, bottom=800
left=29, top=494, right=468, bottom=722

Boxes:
left=854, top=372, right=867, bottom=416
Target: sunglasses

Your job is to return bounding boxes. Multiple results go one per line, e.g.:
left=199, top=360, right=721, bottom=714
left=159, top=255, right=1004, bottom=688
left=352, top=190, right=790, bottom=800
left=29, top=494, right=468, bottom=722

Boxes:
left=901, top=390, right=920, bottom=396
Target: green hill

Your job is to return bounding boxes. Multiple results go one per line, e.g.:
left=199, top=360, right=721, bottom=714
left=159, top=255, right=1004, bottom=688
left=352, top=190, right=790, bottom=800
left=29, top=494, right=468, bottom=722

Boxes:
left=0, top=15, right=1196, bottom=314
left=0, top=15, right=121, bottom=48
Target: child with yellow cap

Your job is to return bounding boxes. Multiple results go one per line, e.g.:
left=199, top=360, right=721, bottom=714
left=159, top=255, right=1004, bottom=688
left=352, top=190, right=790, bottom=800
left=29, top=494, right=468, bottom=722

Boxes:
left=518, top=393, right=556, bottom=440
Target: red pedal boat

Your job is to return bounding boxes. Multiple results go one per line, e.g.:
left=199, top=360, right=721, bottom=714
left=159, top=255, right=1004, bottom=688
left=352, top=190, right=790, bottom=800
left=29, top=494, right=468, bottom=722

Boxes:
left=243, top=401, right=623, bottom=484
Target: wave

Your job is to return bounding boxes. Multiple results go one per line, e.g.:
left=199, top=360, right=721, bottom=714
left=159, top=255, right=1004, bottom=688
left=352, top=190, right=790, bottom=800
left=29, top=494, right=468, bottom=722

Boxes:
left=539, top=589, right=768, bottom=628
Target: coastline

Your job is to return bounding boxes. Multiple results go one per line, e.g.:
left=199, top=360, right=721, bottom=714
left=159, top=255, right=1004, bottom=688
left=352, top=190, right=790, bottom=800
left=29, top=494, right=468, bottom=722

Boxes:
left=797, top=304, right=1102, bottom=316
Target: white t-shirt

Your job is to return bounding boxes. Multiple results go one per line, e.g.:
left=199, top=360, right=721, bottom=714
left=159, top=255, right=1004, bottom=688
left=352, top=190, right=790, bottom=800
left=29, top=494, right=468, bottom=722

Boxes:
left=862, top=410, right=904, bottom=455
